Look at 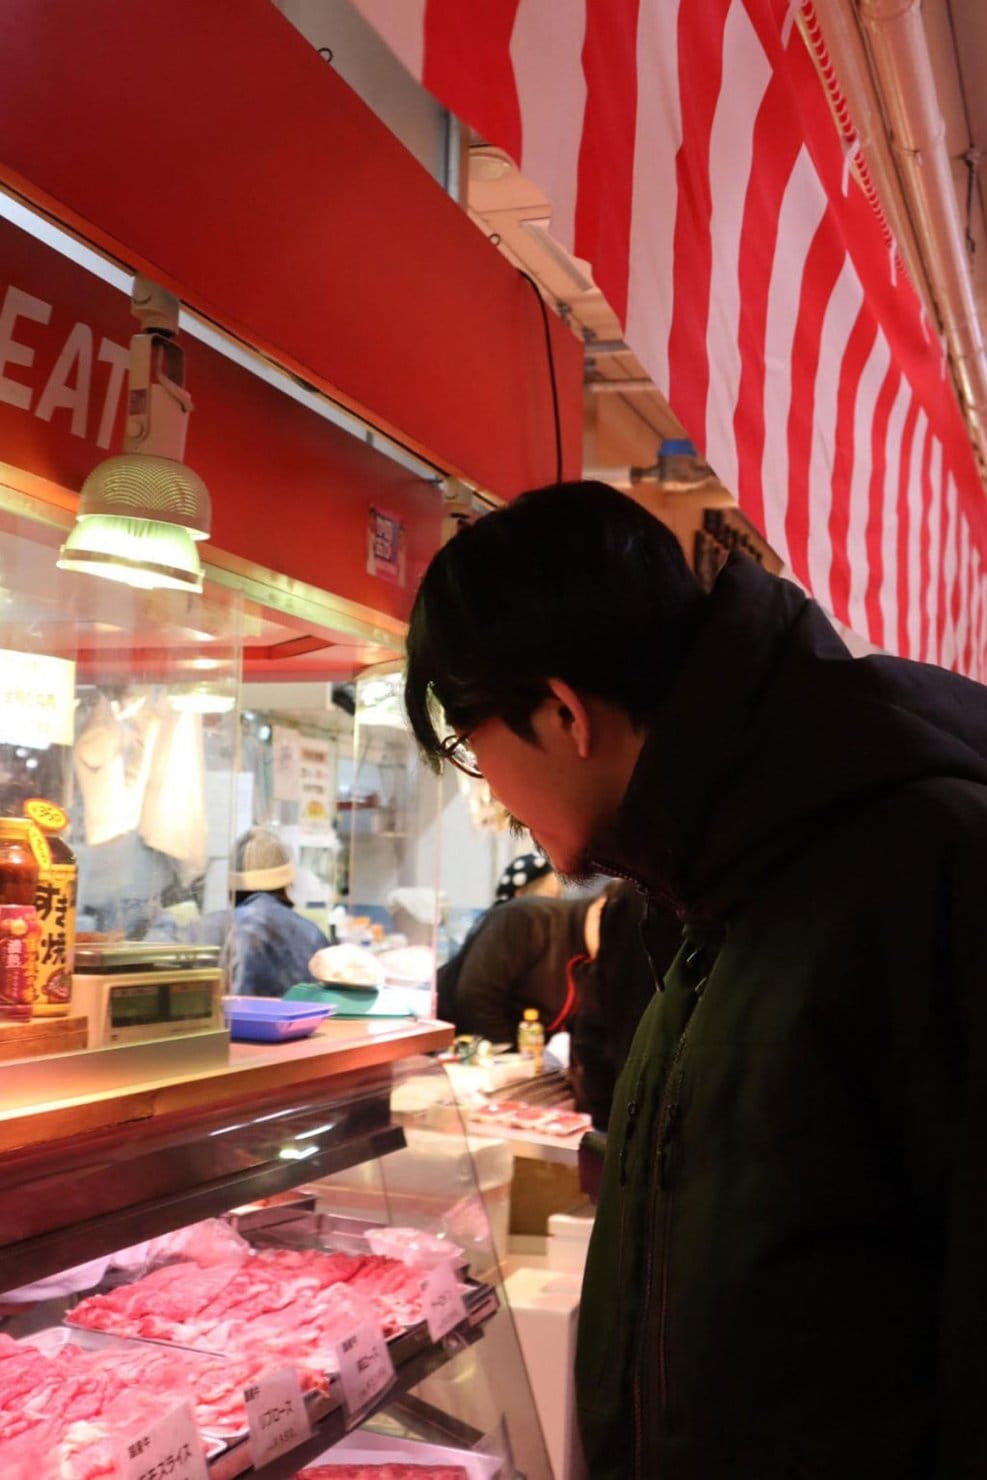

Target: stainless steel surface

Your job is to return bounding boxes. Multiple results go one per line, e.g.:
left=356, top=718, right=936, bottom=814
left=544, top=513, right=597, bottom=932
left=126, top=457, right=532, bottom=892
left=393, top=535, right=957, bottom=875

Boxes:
left=227, top=1192, right=318, bottom=1235
left=74, top=941, right=222, bottom=971
left=251, top=1208, right=389, bottom=1256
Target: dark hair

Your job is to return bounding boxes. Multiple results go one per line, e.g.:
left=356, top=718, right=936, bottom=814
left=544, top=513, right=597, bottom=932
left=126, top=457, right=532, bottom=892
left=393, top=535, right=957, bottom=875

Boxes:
left=234, top=888, right=293, bottom=908
left=405, top=480, right=704, bottom=764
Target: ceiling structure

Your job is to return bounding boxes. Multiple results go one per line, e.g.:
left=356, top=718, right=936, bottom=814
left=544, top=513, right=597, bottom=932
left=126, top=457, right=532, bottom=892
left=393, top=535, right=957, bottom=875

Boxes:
left=921, top=0, right=987, bottom=411
left=275, top=0, right=731, bottom=516
left=10, top=0, right=981, bottom=672
left=286, top=0, right=987, bottom=580
left=805, top=0, right=987, bottom=483
left=463, top=138, right=743, bottom=559
left=461, top=0, right=987, bottom=521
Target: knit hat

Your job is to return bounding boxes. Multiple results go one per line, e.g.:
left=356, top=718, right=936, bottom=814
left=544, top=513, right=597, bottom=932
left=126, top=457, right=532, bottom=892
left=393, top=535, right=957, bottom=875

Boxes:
left=229, top=828, right=294, bottom=894
left=493, top=849, right=553, bottom=905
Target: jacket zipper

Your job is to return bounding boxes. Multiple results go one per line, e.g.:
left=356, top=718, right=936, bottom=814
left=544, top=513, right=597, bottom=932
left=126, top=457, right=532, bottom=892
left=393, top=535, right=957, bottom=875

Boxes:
left=633, top=958, right=713, bottom=1478
left=619, top=1074, right=644, bottom=1188
left=611, top=1062, right=643, bottom=1468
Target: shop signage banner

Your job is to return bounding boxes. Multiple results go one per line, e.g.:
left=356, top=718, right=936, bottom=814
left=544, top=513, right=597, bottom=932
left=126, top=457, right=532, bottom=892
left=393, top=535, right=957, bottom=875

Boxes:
left=0, top=211, right=442, bottom=624
left=0, top=0, right=583, bottom=502
left=357, top=0, right=987, bottom=680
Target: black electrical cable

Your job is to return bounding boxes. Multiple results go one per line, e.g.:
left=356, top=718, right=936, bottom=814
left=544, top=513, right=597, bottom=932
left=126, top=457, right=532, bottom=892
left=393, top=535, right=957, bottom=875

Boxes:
left=518, top=269, right=563, bottom=484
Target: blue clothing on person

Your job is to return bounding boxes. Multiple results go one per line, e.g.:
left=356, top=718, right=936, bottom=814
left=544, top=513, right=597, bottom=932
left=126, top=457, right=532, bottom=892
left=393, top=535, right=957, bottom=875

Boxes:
left=195, top=892, right=328, bottom=997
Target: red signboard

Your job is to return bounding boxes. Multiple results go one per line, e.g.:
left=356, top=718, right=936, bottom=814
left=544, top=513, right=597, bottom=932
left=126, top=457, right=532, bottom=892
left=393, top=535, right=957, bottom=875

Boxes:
left=0, top=0, right=582, bottom=503
left=0, top=215, right=446, bottom=622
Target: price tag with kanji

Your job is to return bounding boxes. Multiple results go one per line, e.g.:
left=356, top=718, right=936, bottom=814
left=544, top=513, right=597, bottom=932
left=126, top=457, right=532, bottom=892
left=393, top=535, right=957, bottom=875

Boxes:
left=420, top=1260, right=468, bottom=1342
left=334, top=1320, right=395, bottom=1421
left=117, top=1401, right=209, bottom=1480
left=244, top=1365, right=311, bottom=1467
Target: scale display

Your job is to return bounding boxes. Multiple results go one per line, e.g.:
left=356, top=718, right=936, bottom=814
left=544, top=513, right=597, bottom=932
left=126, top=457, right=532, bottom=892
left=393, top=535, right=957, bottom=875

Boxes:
left=74, top=968, right=226, bottom=1046
left=109, top=984, right=163, bottom=1027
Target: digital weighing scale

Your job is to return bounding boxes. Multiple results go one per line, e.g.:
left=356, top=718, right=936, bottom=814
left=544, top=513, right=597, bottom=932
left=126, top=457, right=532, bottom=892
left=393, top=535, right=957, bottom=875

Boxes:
left=72, top=941, right=226, bottom=1048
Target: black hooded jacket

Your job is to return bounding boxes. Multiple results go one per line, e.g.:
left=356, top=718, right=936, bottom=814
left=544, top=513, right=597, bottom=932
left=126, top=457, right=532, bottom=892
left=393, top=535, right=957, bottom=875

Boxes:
left=576, top=556, right=987, bottom=1479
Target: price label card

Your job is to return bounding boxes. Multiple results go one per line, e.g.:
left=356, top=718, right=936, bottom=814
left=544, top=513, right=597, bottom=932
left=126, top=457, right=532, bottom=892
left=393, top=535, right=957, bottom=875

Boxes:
left=117, top=1401, right=209, bottom=1480
left=334, top=1320, right=396, bottom=1421
left=420, top=1260, right=468, bottom=1342
left=244, top=1365, right=311, bottom=1467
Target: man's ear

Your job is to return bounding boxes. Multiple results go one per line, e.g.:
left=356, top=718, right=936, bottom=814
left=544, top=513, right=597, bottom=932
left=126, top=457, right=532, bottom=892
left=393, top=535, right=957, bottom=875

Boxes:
left=540, top=677, right=593, bottom=759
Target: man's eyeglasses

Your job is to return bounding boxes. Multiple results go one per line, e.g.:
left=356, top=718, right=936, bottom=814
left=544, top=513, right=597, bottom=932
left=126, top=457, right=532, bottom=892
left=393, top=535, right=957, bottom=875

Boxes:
left=438, top=730, right=483, bottom=778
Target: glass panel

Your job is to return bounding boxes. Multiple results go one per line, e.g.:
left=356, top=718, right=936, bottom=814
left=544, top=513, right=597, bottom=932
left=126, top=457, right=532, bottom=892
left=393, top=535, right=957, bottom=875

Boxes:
left=0, top=497, right=243, bottom=1042
left=0, top=1053, right=552, bottom=1479
left=345, top=666, right=433, bottom=951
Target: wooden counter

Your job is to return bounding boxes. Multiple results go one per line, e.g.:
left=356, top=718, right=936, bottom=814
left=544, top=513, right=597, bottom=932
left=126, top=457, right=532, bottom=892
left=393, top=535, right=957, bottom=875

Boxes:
left=0, top=1017, right=454, bottom=1154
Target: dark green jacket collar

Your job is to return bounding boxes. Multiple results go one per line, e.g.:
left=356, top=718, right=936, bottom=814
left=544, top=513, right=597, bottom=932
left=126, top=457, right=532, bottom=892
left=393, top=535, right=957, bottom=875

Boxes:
left=591, top=555, right=987, bottom=928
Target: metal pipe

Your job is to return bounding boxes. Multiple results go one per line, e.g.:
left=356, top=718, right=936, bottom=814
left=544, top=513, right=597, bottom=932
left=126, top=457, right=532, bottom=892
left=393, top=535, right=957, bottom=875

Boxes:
left=856, top=0, right=987, bottom=472
left=805, top=0, right=933, bottom=317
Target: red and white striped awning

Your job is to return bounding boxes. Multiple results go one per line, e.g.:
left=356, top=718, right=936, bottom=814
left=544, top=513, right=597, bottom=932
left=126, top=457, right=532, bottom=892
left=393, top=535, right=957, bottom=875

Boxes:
left=356, top=0, right=987, bottom=680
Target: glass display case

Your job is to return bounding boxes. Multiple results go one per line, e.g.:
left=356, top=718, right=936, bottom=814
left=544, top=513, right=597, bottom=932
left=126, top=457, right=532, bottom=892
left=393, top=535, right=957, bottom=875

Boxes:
left=0, top=1052, right=552, bottom=1478
left=0, top=473, right=553, bottom=1480
left=0, top=501, right=244, bottom=946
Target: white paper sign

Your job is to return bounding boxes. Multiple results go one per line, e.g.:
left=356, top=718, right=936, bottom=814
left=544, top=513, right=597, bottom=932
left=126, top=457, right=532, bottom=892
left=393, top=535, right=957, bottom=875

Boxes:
left=116, top=1401, right=209, bottom=1480
left=334, top=1319, right=396, bottom=1420
left=244, top=1365, right=311, bottom=1467
left=299, top=737, right=332, bottom=835
left=0, top=650, right=76, bottom=748
left=420, top=1261, right=468, bottom=1342
left=272, top=726, right=302, bottom=802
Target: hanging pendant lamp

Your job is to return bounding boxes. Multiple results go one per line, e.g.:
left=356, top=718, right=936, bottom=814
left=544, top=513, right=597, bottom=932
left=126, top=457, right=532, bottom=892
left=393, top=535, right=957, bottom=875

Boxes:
left=57, top=275, right=212, bottom=591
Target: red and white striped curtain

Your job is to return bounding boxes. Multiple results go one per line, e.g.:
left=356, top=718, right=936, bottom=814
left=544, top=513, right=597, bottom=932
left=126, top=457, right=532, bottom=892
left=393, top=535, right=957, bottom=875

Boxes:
left=356, top=0, right=987, bottom=679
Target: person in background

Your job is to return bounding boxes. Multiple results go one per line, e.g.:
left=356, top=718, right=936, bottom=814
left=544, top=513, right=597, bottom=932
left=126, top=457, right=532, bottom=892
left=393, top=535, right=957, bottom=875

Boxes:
left=569, top=880, right=679, bottom=1130
left=196, top=829, right=328, bottom=997
left=436, top=892, right=591, bottom=1047
left=492, top=847, right=560, bottom=905
left=404, top=478, right=987, bottom=1478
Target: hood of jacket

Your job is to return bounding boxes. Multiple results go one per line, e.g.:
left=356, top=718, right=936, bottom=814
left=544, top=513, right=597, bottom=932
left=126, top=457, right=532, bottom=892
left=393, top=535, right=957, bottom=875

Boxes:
left=590, top=555, right=987, bottom=927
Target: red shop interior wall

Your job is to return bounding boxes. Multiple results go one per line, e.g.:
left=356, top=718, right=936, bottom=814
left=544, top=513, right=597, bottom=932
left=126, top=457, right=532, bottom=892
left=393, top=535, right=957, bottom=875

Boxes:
left=0, top=0, right=583, bottom=505
left=0, top=215, right=446, bottom=621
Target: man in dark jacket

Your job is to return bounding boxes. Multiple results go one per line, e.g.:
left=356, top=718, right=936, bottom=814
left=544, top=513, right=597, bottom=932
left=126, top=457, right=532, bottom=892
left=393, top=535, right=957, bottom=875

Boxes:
left=404, top=480, right=987, bottom=1478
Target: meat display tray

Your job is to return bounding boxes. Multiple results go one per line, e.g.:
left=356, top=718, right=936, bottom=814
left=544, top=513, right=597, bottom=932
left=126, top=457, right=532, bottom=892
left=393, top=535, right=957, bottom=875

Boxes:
left=247, top=1208, right=469, bottom=1270
left=54, top=1216, right=500, bottom=1479
left=206, top=1277, right=499, bottom=1480
left=21, top=1325, right=329, bottom=1466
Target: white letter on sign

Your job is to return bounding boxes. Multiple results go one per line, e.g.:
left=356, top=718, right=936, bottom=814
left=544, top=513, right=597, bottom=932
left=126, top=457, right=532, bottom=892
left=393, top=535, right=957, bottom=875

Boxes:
left=0, top=285, right=51, bottom=410
left=96, top=337, right=129, bottom=448
left=36, top=321, right=93, bottom=437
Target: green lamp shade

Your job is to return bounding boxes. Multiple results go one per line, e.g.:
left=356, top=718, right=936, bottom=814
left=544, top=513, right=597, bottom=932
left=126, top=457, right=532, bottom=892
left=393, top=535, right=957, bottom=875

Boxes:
left=57, top=515, right=203, bottom=592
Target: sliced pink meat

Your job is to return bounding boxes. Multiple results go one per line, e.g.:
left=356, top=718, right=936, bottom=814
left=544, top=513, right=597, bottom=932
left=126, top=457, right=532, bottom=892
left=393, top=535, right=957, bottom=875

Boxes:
left=0, top=1333, right=325, bottom=1471
left=70, top=1247, right=429, bottom=1363
left=297, top=1466, right=469, bottom=1479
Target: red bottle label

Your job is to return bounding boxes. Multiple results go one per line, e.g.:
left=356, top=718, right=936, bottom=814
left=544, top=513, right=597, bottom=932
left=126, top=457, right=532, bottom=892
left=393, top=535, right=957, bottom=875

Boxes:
left=0, top=904, right=41, bottom=1019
